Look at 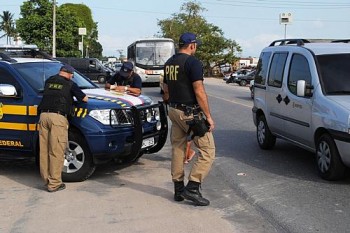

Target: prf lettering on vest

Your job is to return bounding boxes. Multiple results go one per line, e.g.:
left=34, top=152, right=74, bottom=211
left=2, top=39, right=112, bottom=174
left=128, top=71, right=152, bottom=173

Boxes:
left=0, top=140, right=24, bottom=147
left=49, top=83, right=63, bottom=90
left=166, top=65, right=179, bottom=81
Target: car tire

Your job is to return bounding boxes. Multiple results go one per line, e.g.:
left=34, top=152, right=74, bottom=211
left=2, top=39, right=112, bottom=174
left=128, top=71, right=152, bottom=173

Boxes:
left=62, top=130, right=96, bottom=182
left=240, top=80, right=247, bottom=86
left=257, top=115, right=276, bottom=149
left=316, top=133, right=346, bottom=181
left=97, top=76, right=106, bottom=83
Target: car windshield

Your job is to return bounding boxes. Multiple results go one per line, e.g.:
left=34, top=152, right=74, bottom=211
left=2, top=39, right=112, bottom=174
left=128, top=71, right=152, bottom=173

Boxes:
left=317, top=54, right=350, bottom=95
left=135, top=41, right=175, bottom=66
left=12, top=61, right=98, bottom=92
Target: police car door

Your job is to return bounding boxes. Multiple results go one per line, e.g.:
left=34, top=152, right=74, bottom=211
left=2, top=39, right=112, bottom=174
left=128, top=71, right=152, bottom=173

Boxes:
left=282, top=51, right=313, bottom=147
left=0, top=65, right=35, bottom=152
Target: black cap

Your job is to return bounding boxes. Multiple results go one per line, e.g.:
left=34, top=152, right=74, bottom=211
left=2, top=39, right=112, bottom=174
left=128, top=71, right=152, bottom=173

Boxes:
left=119, top=61, right=133, bottom=78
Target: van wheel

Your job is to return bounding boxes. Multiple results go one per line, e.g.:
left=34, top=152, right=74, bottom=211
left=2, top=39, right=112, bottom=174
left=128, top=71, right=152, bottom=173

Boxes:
left=62, top=130, right=96, bottom=182
left=316, top=134, right=346, bottom=181
left=257, top=115, right=276, bottom=149
left=240, top=80, right=247, bottom=86
left=97, top=76, right=106, bottom=83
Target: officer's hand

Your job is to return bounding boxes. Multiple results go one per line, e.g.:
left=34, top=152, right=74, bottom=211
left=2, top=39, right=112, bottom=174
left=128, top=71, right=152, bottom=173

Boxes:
left=207, top=117, right=215, bottom=131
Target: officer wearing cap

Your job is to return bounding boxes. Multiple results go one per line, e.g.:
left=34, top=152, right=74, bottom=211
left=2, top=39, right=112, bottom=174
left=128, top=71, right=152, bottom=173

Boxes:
left=105, top=61, right=142, bottom=96
left=163, top=32, right=216, bottom=206
left=38, top=64, right=88, bottom=192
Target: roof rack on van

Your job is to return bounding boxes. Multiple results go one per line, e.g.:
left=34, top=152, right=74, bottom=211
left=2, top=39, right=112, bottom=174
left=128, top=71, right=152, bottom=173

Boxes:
left=0, top=52, right=17, bottom=63
left=331, top=39, right=350, bottom=43
left=269, top=39, right=310, bottom=47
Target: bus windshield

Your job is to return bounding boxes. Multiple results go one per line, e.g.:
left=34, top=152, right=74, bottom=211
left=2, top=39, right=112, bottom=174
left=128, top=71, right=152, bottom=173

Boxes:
left=135, top=41, right=174, bottom=66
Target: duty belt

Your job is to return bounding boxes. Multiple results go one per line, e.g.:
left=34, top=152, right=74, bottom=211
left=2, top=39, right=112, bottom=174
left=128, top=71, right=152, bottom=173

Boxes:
left=169, top=103, right=200, bottom=114
left=41, top=110, right=68, bottom=117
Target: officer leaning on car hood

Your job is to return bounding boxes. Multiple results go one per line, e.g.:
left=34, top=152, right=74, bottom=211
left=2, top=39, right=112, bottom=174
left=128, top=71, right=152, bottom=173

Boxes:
left=38, top=64, right=88, bottom=192
left=105, top=61, right=142, bottom=96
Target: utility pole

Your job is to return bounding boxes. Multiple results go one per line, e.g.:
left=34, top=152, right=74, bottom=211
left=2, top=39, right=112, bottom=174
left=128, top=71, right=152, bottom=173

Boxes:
left=52, top=0, right=56, bottom=57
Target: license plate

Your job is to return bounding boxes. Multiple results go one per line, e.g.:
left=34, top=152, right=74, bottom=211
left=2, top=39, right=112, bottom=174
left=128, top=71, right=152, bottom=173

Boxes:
left=142, top=137, right=154, bottom=149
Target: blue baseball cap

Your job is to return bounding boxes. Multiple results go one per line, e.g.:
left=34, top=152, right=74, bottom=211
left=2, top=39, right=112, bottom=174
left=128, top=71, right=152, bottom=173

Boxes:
left=60, top=64, right=74, bottom=74
left=179, top=32, right=201, bottom=46
left=119, top=61, right=134, bottom=78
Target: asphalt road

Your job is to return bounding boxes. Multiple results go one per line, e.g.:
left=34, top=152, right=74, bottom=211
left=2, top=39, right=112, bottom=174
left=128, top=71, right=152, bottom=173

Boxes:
left=2, top=78, right=350, bottom=233
left=0, top=79, right=275, bottom=233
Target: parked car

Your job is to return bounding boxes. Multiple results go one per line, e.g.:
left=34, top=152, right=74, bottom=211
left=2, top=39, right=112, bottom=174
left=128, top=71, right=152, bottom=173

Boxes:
left=0, top=50, right=168, bottom=182
left=115, top=62, right=122, bottom=72
left=224, top=69, right=251, bottom=82
left=56, top=57, right=112, bottom=83
left=252, top=38, right=350, bottom=181
left=232, top=70, right=256, bottom=86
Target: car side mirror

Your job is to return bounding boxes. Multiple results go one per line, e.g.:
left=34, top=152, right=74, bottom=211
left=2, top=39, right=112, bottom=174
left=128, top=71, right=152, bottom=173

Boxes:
left=297, top=80, right=306, bottom=97
left=297, top=80, right=313, bottom=97
left=0, top=84, right=17, bottom=97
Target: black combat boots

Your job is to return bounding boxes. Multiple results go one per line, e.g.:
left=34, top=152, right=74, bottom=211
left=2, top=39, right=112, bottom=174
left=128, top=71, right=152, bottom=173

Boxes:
left=174, top=181, right=185, bottom=201
left=181, top=180, right=210, bottom=206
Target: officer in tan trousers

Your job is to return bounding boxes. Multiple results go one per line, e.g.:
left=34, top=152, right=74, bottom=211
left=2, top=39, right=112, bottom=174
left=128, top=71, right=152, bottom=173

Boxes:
left=163, top=32, right=215, bottom=206
left=38, top=64, right=88, bottom=192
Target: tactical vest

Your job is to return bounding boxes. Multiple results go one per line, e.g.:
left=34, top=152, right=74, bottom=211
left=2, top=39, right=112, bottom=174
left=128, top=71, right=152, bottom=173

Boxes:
left=38, top=75, right=73, bottom=115
left=164, top=54, right=197, bottom=105
left=116, top=72, right=135, bottom=86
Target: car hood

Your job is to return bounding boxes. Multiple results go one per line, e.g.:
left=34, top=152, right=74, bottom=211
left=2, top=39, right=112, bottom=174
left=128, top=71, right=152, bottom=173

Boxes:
left=79, top=88, right=153, bottom=108
left=327, top=96, right=350, bottom=110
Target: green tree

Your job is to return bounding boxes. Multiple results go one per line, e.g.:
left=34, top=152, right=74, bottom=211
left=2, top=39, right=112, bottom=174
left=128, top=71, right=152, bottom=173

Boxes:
left=16, top=0, right=101, bottom=57
left=157, top=1, right=241, bottom=76
left=61, top=3, right=102, bottom=58
left=0, top=11, right=17, bottom=44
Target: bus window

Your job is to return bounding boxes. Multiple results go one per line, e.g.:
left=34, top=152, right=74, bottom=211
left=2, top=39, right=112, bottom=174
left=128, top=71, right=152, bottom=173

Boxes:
left=127, top=38, right=175, bottom=83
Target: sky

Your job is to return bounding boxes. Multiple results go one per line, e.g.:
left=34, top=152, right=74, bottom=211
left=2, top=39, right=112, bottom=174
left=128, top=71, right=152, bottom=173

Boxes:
left=1, top=0, right=350, bottom=58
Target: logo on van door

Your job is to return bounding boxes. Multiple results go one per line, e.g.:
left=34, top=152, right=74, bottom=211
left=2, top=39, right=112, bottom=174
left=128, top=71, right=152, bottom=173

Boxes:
left=292, top=102, right=303, bottom=109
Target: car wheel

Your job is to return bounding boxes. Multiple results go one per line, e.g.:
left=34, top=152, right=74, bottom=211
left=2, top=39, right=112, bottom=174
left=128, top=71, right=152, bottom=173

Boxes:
left=257, top=115, right=276, bottom=149
left=240, top=80, right=247, bottom=86
left=62, top=130, right=96, bottom=182
left=97, top=76, right=106, bottom=83
left=316, top=134, right=346, bottom=181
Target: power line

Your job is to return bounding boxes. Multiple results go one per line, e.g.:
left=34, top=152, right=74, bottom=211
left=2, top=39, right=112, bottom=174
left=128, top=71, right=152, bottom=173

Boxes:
left=203, top=0, right=350, bottom=9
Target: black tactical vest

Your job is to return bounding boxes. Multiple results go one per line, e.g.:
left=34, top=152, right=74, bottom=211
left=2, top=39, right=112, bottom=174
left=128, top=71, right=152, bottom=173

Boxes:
left=164, top=54, right=197, bottom=105
left=38, top=75, right=73, bottom=115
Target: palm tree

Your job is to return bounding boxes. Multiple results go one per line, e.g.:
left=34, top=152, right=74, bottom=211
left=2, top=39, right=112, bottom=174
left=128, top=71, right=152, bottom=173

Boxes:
left=0, top=11, right=16, bottom=45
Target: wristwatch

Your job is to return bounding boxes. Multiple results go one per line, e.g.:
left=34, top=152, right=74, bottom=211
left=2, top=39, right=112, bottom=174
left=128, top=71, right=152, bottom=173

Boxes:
left=124, top=86, right=128, bottom=91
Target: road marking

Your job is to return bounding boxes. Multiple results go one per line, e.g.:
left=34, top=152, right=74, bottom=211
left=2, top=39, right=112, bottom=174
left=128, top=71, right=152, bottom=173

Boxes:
left=207, top=93, right=252, bottom=108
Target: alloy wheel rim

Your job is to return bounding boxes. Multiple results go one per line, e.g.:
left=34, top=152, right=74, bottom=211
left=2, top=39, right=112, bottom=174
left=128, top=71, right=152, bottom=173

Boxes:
left=63, top=141, right=85, bottom=173
left=317, top=141, right=331, bottom=173
left=257, top=121, right=265, bottom=144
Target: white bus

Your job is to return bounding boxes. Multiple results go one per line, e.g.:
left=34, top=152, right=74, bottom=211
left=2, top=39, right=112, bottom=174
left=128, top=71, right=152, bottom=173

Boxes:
left=127, top=38, right=175, bottom=83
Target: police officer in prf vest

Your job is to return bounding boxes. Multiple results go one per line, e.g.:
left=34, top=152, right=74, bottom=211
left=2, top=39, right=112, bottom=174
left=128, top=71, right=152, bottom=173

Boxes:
left=38, top=64, right=88, bottom=192
left=163, top=32, right=216, bottom=206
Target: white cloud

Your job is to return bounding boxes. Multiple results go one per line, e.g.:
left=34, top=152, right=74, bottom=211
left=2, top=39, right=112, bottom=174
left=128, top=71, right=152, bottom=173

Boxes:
left=236, top=33, right=280, bottom=57
left=311, top=20, right=324, bottom=29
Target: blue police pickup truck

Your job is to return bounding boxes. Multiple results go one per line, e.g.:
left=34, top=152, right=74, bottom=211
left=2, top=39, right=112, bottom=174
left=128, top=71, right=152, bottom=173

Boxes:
left=0, top=51, right=168, bottom=181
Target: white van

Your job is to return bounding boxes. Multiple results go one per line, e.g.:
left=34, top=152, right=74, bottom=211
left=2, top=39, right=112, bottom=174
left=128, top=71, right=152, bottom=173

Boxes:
left=252, top=39, right=350, bottom=180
